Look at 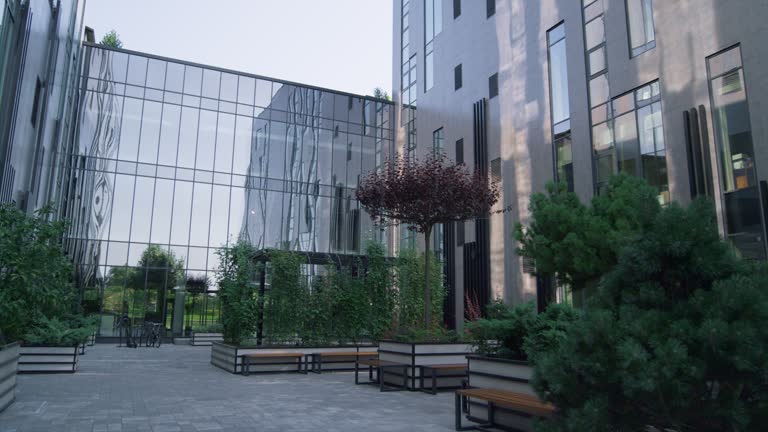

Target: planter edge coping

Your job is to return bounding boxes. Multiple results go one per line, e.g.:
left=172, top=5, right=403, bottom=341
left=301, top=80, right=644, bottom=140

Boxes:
left=212, top=341, right=377, bottom=349
left=466, top=355, right=530, bottom=366
left=379, top=339, right=472, bottom=346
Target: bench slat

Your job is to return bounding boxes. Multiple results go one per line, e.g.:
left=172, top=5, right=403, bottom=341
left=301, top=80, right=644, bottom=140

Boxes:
left=457, top=388, right=555, bottom=416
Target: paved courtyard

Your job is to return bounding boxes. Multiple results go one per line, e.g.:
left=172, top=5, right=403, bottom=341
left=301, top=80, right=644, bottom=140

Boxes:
left=0, top=344, right=456, bottom=432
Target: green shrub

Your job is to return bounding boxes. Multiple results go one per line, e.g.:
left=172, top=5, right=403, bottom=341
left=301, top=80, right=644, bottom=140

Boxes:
left=393, top=326, right=463, bottom=343
left=527, top=196, right=768, bottom=431
left=466, top=301, right=579, bottom=361
left=395, top=248, right=445, bottom=331
left=23, top=316, right=98, bottom=347
left=0, top=204, right=84, bottom=345
left=215, top=241, right=260, bottom=345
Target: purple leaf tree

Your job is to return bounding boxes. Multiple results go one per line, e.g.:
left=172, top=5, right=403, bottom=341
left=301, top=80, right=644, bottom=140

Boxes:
left=356, top=153, right=500, bottom=328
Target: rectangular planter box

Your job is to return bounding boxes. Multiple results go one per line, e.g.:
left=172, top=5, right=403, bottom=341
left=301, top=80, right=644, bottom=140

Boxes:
left=465, top=355, right=537, bottom=431
left=211, top=342, right=376, bottom=374
left=191, top=332, right=224, bottom=346
left=378, top=340, right=474, bottom=391
left=0, top=343, right=19, bottom=414
left=18, top=346, right=79, bottom=373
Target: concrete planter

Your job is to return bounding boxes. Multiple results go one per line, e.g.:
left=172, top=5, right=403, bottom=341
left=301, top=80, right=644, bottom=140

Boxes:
left=211, top=342, right=376, bottom=374
left=465, top=355, right=536, bottom=431
left=378, top=340, right=474, bottom=390
left=0, top=343, right=20, bottom=414
left=191, top=332, right=224, bottom=346
left=18, top=346, right=79, bottom=373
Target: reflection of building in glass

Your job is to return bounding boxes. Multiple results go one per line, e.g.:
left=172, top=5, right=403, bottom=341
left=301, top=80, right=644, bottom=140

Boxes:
left=63, top=44, right=394, bottom=335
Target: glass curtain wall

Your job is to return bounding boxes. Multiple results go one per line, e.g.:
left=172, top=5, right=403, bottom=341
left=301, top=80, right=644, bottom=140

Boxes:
left=63, top=45, right=394, bottom=335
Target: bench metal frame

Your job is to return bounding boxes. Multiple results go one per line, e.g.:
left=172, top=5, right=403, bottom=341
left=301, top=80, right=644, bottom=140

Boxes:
left=419, top=364, right=468, bottom=395
left=354, top=360, right=409, bottom=392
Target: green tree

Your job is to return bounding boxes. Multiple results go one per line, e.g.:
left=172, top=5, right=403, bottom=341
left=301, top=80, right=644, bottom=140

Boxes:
left=99, top=30, right=123, bottom=49
left=215, top=240, right=260, bottom=345
left=515, top=174, right=659, bottom=301
left=358, top=154, right=498, bottom=328
left=372, top=87, right=391, bottom=101
left=528, top=195, right=768, bottom=431
left=0, top=205, right=75, bottom=344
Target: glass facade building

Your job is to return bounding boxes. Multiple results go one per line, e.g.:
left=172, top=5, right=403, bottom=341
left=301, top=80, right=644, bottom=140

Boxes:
left=62, top=44, right=394, bottom=335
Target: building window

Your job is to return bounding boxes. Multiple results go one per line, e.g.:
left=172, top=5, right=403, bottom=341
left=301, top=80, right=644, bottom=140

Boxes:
left=456, top=138, right=464, bottom=164
left=491, top=157, right=502, bottom=183
left=487, top=0, right=495, bottom=18
left=598, top=81, right=669, bottom=203
left=453, top=0, right=461, bottom=19
left=31, top=77, right=43, bottom=126
left=489, top=73, right=498, bottom=99
left=547, top=23, right=573, bottom=191
left=433, top=127, right=444, bottom=154
left=424, top=0, right=441, bottom=92
left=707, top=45, right=765, bottom=259
left=348, top=95, right=353, bottom=110
left=454, top=64, right=463, bottom=90
left=626, top=0, right=655, bottom=57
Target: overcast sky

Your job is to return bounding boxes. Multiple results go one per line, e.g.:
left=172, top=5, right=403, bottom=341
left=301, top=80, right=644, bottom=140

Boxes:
left=84, top=0, right=393, bottom=96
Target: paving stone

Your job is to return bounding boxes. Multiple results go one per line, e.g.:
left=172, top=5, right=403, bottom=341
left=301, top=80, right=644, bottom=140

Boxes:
left=0, top=344, right=456, bottom=431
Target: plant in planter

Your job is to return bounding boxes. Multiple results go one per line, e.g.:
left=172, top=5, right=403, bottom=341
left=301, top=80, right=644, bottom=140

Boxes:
left=357, top=153, right=499, bottom=328
left=0, top=204, right=96, bottom=375
left=215, top=240, right=260, bottom=346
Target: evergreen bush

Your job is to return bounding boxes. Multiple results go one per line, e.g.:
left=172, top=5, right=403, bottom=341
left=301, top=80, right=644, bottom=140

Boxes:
left=516, top=177, right=768, bottom=431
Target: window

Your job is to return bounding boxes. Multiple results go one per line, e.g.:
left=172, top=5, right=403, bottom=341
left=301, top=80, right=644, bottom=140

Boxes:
left=453, top=0, right=461, bottom=19
left=626, top=0, right=655, bottom=57
left=491, top=158, right=502, bottom=183
left=456, top=138, right=464, bottom=164
left=31, top=77, right=43, bottom=126
left=707, top=45, right=765, bottom=259
left=547, top=23, right=573, bottom=191
left=454, top=64, right=463, bottom=90
left=433, top=127, right=444, bottom=154
left=487, top=0, right=495, bottom=18
left=348, top=95, right=353, bottom=110
left=424, top=0, right=441, bottom=92
left=489, top=73, right=499, bottom=99
left=599, top=81, right=668, bottom=203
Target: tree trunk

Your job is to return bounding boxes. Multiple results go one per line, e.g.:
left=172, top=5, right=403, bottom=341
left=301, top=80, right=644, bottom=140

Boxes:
left=424, top=226, right=432, bottom=329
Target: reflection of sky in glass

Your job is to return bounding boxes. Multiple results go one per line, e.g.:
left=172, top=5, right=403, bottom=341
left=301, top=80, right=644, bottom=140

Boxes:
left=67, top=46, right=394, bottom=292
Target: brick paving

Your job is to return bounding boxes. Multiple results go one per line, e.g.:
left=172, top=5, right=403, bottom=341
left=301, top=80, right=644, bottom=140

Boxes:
left=0, top=343, right=456, bottom=432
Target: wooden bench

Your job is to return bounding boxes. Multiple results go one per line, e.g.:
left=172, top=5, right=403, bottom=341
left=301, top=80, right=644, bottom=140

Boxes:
left=355, top=359, right=409, bottom=392
left=454, top=388, right=556, bottom=431
left=307, top=351, right=379, bottom=373
left=419, top=363, right=468, bottom=395
left=240, top=352, right=304, bottom=376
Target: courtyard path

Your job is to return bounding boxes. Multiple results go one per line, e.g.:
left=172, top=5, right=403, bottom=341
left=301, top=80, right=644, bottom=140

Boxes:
left=0, top=344, right=456, bottom=432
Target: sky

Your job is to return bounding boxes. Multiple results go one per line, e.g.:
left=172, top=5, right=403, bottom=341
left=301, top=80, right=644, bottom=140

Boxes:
left=84, top=0, right=393, bottom=96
